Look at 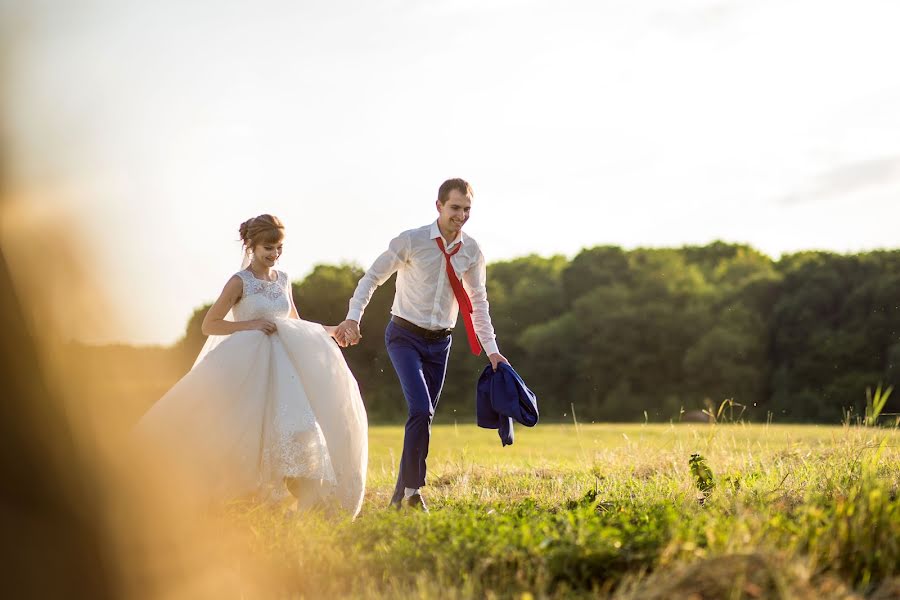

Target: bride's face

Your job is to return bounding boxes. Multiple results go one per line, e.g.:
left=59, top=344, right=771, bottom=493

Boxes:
left=251, top=239, right=283, bottom=268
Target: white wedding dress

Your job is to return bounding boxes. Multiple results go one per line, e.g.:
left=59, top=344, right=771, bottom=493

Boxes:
left=136, top=269, right=367, bottom=516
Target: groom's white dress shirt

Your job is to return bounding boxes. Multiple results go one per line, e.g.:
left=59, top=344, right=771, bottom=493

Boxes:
left=346, top=220, right=499, bottom=355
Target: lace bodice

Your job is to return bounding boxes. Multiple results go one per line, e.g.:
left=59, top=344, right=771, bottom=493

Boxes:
left=232, top=269, right=292, bottom=321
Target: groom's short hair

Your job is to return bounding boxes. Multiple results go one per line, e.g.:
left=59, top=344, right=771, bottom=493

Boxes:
left=437, top=178, right=473, bottom=204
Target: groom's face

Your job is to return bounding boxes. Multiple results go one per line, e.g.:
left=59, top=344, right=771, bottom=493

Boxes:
left=436, top=190, right=472, bottom=240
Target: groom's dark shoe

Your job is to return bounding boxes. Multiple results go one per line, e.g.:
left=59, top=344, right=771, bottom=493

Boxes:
left=406, top=493, right=429, bottom=513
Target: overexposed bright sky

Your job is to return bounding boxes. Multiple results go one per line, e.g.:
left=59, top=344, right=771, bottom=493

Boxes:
left=2, top=0, right=899, bottom=345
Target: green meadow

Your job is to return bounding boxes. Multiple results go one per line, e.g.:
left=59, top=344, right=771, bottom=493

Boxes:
left=226, top=422, right=900, bottom=599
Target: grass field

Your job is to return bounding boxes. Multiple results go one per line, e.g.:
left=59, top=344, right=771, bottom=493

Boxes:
left=226, top=423, right=900, bottom=599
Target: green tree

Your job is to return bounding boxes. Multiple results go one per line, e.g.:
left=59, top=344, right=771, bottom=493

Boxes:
left=168, top=245, right=900, bottom=424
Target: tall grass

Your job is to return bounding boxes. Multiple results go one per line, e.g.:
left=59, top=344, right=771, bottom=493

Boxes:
left=222, top=423, right=899, bottom=598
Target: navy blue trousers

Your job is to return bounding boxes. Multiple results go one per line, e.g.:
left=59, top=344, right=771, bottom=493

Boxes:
left=385, top=320, right=452, bottom=504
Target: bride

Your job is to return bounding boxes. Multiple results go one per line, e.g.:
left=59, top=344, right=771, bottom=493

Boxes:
left=136, top=214, right=367, bottom=516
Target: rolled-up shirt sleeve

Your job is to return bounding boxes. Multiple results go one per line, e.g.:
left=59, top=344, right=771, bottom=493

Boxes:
left=346, top=232, right=409, bottom=323
left=462, top=249, right=499, bottom=356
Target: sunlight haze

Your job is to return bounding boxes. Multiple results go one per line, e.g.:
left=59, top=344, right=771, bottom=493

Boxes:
left=2, top=0, right=899, bottom=344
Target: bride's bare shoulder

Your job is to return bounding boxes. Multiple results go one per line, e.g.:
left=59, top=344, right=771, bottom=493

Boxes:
left=221, top=274, right=245, bottom=295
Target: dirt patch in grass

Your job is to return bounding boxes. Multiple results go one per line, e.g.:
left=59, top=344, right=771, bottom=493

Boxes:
left=871, top=577, right=900, bottom=600
left=630, top=553, right=860, bottom=600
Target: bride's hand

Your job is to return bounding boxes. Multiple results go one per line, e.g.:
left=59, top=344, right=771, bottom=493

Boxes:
left=244, top=319, right=277, bottom=335
left=322, top=324, right=339, bottom=339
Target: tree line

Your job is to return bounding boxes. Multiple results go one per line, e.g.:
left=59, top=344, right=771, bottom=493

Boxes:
left=171, top=242, right=900, bottom=423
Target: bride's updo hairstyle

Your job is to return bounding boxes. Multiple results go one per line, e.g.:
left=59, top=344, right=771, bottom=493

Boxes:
left=239, top=214, right=285, bottom=250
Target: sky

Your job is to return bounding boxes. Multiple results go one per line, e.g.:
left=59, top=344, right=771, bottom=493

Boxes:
left=1, top=0, right=899, bottom=345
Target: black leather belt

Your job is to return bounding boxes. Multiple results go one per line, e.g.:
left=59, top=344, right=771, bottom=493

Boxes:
left=391, top=315, right=452, bottom=340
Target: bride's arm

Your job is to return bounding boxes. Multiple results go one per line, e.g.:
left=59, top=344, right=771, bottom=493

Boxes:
left=287, top=284, right=300, bottom=320
left=202, top=276, right=276, bottom=335
left=286, top=286, right=341, bottom=340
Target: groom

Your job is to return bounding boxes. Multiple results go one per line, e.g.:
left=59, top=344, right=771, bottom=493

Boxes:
left=335, top=178, right=509, bottom=511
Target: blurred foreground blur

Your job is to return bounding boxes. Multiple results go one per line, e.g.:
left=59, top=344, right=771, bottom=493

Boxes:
left=0, top=190, right=283, bottom=600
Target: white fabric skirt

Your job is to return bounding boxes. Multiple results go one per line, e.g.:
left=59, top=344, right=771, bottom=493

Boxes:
left=136, top=318, right=367, bottom=516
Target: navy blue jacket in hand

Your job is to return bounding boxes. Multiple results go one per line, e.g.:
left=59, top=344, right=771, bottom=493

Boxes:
left=476, top=363, right=539, bottom=446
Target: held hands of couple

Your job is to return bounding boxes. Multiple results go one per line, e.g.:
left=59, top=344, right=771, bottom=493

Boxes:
left=333, top=319, right=362, bottom=348
left=328, top=321, right=506, bottom=370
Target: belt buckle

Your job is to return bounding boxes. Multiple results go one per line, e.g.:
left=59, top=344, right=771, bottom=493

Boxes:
left=427, top=327, right=448, bottom=340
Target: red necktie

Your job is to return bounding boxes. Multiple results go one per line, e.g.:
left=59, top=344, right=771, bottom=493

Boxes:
left=436, top=238, right=482, bottom=356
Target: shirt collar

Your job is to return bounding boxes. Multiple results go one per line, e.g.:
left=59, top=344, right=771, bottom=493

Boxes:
left=430, top=220, right=465, bottom=249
